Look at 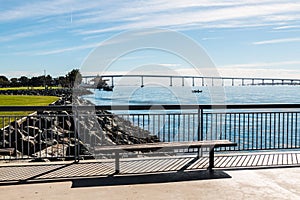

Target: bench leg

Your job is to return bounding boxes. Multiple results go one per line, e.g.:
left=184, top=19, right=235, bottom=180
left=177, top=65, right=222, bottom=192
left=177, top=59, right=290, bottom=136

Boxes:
left=208, top=146, right=215, bottom=172
left=115, top=152, right=120, bottom=174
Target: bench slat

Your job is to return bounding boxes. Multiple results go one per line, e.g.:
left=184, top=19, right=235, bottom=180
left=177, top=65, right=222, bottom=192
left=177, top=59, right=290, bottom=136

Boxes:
left=94, top=140, right=236, bottom=152
left=0, top=148, right=15, bottom=155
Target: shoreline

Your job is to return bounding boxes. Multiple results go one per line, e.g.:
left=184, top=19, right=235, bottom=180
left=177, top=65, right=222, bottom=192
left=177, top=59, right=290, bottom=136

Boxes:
left=0, top=88, right=93, bottom=97
left=0, top=88, right=159, bottom=162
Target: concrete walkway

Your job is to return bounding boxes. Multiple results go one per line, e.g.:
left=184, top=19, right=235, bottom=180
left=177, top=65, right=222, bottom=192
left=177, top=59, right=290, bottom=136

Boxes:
left=0, top=167, right=299, bottom=200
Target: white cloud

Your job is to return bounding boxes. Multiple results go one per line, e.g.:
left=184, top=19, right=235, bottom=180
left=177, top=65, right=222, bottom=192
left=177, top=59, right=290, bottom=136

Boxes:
left=202, top=37, right=223, bottom=41
left=2, top=0, right=300, bottom=40
left=221, top=61, right=300, bottom=68
left=273, top=25, right=300, bottom=30
left=175, top=66, right=300, bottom=79
left=169, top=61, right=300, bottom=79
left=0, top=0, right=102, bottom=22
left=218, top=68, right=300, bottom=79
left=76, top=1, right=300, bottom=35
left=0, top=28, right=56, bottom=43
left=2, top=0, right=286, bottom=25
left=4, top=71, right=43, bottom=78
left=253, top=37, right=300, bottom=45
left=157, top=63, right=181, bottom=67
left=35, top=43, right=100, bottom=55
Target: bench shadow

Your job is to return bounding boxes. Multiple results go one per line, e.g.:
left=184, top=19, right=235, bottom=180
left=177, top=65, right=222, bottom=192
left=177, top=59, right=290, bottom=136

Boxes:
left=71, top=170, right=231, bottom=188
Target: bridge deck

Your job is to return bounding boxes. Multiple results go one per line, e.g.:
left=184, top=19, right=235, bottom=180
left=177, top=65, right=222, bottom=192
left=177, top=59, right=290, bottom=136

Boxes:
left=82, top=74, right=300, bottom=87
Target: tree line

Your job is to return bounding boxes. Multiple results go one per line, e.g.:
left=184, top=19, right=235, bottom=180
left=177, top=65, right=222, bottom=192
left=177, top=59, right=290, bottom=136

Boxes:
left=0, top=69, right=82, bottom=88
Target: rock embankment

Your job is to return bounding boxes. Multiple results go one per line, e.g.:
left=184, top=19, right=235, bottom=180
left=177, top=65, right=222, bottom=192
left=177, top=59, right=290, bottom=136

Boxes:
left=0, top=88, right=92, bottom=96
left=0, top=92, right=159, bottom=161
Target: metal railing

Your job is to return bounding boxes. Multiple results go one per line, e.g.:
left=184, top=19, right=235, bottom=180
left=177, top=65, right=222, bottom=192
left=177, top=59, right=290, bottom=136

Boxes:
left=1, top=104, right=300, bottom=161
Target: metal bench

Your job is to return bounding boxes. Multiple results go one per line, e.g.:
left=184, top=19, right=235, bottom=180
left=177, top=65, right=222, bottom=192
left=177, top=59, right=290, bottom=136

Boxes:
left=0, top=148, right=15, bottom=156
left=94, top=140, right=237, bottom=174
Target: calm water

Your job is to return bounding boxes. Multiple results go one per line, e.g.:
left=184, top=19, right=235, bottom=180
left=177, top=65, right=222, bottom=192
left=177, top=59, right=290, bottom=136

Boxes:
left=82, top=86, right=300, bottom=149
left=83, top=86, right=300, bottom=105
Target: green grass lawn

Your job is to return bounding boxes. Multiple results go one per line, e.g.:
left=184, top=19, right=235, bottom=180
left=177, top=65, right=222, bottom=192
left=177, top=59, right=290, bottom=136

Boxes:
left=0, top=95, right=59, bottom=127
left=0, top=86, right=61, bottom=91
left=0, top=95, right=59, bottom=106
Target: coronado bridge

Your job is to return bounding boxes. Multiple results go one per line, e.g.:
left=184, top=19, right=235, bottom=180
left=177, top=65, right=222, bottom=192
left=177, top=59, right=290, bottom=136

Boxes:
left=82, top=74, right=300, bottom=87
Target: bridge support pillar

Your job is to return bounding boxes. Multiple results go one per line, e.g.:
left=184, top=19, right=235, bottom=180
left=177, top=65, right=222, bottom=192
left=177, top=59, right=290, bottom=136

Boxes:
left=111, top=77, right=114, bottom=88
left=170, top=77, right=173, bottom=86
left=141, top=76, right=144, bottom=87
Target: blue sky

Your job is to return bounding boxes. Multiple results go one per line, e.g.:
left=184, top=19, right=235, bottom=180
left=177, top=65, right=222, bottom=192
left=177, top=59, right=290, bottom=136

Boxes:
left=1, top=0, right=300, bottom=78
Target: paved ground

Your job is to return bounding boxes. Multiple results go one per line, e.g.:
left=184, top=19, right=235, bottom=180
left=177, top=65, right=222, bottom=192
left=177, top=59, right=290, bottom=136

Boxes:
left=1, top=151, right=300, bottom=183
left=0, top=167, right=300, bottom=200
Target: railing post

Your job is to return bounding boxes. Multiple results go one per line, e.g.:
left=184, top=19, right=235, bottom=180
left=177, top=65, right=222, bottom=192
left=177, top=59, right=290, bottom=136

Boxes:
left=198, top=106, right=203, bottom=141
left=197, top=106, right=204, bottom=157
left=73, top=111, right=77, bottom=162
left=74, top=109, right=80, bottom=163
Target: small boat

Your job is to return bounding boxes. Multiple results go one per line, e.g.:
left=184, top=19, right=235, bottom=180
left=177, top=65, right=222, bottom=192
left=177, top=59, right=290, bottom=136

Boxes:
left=192, top=89, right=202, bottom=93
left=102, top=86, right=114, bottom=91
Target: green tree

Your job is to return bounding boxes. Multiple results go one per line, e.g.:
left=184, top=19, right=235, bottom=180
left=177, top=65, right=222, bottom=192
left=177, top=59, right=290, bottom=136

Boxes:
left=45, top=75, right=53, bottom=87
left=0, top=75, right=9, bottom=87
left=55, top=76, right=67, bottom=87
left=10, top=78, right=18, bottom=87
left=66, top=69, right=82, bottom=87
left=18, top=76, right=29, bottom=87
left=29, top=76, right=44, bottom=87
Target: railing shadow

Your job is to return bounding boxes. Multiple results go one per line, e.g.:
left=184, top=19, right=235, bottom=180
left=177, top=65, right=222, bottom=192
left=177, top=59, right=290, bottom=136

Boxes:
left=1, top=150, right=300, bottom=187
left=0, top=158, right=230, bottom=187
left=0, top=162, right=77, bottom=186
left=0, top=161, right=231, bottom=187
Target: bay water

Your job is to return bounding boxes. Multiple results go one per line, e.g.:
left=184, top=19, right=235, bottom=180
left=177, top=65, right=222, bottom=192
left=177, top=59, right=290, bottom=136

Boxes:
left=82, top=86, right=300, bottom=149
left=83, top=85, right=300, bottom=105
